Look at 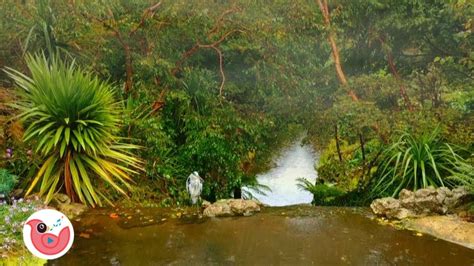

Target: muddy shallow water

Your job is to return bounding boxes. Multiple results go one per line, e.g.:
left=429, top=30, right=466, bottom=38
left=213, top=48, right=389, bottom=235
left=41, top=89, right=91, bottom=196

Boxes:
left=51, top=206, right=474, bottom=266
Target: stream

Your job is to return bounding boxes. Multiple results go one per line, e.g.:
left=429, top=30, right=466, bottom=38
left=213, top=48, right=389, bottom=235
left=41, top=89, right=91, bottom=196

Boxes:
left=245, top=138, right=318, bottom=206
left=51, top=139, right=474, bottom=265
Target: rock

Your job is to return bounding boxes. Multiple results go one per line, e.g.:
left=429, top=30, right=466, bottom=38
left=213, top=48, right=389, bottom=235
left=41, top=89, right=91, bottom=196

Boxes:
left=414, top=195, right=442, bottom=214
left=387, top=208, right=415, bottom=220
left=435, top=187, right=450, bottom=204
left=52, top=193, right=71, bottom=206
left=370, top=186, right=471, bottom=220
left=399, top=189, right=415, bottom=209
left=444, top=187, right=470, bottom=208
left=203, top=201, right=233, bottom=217
left=370, top=197, right=417, bottom=219
left=414, top=187, right=436, bottom=198
left=57, top=203, right=87, bottom=219
left=370, top=197, right=400, bottom=216
left=451, top=187, right=471, bottom=205
left=201, top=200, right=211, bottom=209
left=203, top=199, right=261, bottom=217
left=399, top=189, right=414, bottom=201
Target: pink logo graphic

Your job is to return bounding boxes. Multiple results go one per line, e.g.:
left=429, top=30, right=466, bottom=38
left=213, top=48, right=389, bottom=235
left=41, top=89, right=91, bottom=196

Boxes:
left=23, top=209, right=74, bottom=260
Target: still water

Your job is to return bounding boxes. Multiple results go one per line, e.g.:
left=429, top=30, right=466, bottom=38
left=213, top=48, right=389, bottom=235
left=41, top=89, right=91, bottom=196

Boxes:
left=52, top=139, right=474, bottom=265
left=52, top=206, right=474, bottom=265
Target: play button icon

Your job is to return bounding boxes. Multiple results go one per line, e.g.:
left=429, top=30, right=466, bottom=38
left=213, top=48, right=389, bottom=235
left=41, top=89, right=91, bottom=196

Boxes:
left=47, top=237, right=54, bottom=244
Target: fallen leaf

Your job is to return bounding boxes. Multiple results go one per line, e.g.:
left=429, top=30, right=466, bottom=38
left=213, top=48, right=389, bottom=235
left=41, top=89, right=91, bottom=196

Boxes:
left=79, top=233, right=90, bottom=239
left=109, top=213, right=119, bottom=219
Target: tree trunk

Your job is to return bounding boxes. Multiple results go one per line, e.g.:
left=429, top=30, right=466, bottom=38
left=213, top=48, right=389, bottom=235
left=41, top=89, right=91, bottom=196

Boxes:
left=378, top=36, right=413, bottom=111
left=359, top=132, right=365, bottom=163
left=123, top=44, right=133, bottom=94
left=386, top=51, right=413, bottom=111
left=64, top=151, right=78, bottom=202
left=233, top=187, right=242, bottom=199
left=316, top=0, right=358, bottom=101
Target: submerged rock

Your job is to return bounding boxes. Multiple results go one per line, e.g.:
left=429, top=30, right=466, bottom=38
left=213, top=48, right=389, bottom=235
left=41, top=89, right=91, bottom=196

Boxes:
left=203, top=199, right=262, bottom=217
left=370, top=187, right=471, bottom=220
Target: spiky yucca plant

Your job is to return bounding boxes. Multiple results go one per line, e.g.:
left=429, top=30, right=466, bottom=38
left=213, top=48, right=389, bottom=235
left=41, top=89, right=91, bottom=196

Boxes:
left=5, top=54, right=141, bottom=206
left=371, top=128, right=473, bottom=197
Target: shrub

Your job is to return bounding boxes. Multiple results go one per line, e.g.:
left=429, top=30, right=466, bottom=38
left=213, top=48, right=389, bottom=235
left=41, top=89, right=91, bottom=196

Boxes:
left=5, top=54, right=141, bottom=206
left=370, top=128, right=474, bottom=197
left=0, top=169, right=17, bottom=197
left=297, top=178, right=344, bottom=205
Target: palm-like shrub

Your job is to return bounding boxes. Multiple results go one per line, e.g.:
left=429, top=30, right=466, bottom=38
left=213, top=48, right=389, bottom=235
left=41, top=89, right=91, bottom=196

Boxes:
left=371, top=128, right=474, bottom=197
left=297, top=178, right=344, bottom=205
left=5, top=54, right=141, bottom=206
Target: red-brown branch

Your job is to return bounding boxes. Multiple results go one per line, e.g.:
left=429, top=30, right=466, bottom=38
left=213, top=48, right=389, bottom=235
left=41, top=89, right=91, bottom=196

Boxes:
left=85, top=2, right=162, bottom=94
left=316, top=0, right=358, bottom=101
left=169, top=7, right=242, bottom=99
left=378, top=35, right=413, bottom=111
left=130, top=1, right=163, bottom=36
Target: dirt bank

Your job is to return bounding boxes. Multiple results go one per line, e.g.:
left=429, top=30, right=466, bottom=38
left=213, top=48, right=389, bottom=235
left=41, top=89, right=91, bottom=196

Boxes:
left=403, top=215, right=474, bottom=249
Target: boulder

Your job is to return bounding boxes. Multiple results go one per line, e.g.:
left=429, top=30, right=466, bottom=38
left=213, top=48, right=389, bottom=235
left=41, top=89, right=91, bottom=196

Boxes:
left=370, top=197, right=400, bottom=216
left=414, top=194, right=443, bottom=214
left=450, top=187, right=471, bottom=207
left=399, top=189, right=415, bottom=209
left=435, top=187, right=451, bottom=205
left=370, top=186, right=472, bottom=220
left=388, top=208, right=415, bottom=220
left=57, top=203, right=88, bottom=219
left=201, top=200, right=211, bottom=209
left=414, top=187, right=436, bottom=198
left=203, top=199, right=261, bottom=217
left=52, top=193, right=71, bottom=206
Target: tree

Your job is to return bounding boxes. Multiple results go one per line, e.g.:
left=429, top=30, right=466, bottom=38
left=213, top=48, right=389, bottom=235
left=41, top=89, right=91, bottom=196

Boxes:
left=316, top=0, right=358, bottom=101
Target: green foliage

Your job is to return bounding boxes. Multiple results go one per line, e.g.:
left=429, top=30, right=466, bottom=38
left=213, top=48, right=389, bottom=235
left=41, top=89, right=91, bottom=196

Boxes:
left=317, top=139, right=357, bottom=188
left=0, top=169, right=17, bottom=196
left=18, top=0, right=73, bottom=62
left=297, top=178, right=344, bottom=205
left=5, top=54, right=141, bottom=206
left=0, top=0, right=473, bottom=207
left=371, top=128, right=474, bottom=197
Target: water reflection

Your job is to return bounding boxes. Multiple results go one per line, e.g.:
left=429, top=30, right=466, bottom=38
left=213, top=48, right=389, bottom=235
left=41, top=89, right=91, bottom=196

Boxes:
left=52, top=206, right=474, bottom=265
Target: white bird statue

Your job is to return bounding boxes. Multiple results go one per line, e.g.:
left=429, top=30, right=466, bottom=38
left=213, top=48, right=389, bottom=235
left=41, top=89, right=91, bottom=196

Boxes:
left=186, top=171, right=203, bottom=204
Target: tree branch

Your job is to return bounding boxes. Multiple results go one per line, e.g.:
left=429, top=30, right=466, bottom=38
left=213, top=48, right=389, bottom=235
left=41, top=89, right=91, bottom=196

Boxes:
left=170, top=7, right=243, bottom=99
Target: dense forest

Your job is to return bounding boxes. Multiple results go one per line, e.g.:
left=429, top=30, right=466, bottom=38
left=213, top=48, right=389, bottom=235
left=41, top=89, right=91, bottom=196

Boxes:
left=0, top=1, right=473, bottom=263
left=0, top=0, right=472, bottom=208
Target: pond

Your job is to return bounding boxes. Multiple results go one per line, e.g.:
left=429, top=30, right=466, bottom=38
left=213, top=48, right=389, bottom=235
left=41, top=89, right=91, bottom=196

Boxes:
left=51, top=138, right=474, bottom=265
left=52, top=206, right=474, bottom=265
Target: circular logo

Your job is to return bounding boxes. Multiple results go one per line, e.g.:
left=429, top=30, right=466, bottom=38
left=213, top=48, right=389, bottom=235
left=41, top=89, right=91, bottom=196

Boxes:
left=23, top=209, right=75, bottom=260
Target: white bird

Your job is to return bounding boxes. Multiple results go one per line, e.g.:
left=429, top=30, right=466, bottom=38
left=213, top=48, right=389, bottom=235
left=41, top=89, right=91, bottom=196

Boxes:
left=186, top=171, right=203, bottom=204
